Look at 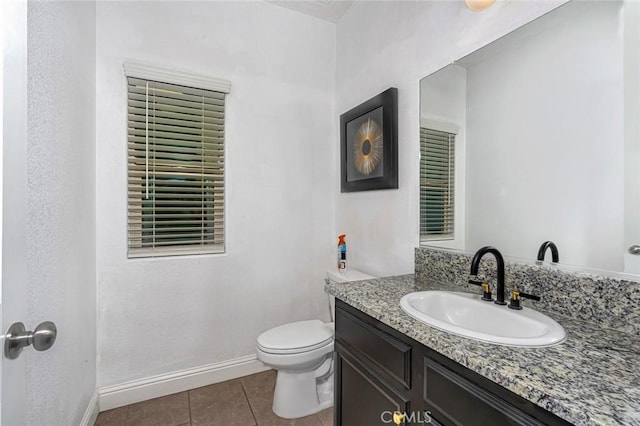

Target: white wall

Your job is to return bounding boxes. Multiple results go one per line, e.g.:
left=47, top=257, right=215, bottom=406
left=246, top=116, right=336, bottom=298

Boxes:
left=420, top=64, right=467, bottom=251
left=335, top=0, right=564, bottom=277
left=96, top=1, right=336, bottom=387
left=624, top=0, right=640, bottom=274
left=465, top=1, right=624, bottom=271
left=26, top=1, right=97, bottom=424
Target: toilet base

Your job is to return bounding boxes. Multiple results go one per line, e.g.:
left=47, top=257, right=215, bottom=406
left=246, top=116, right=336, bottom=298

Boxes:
left=272, top=370, right=334, bottom=419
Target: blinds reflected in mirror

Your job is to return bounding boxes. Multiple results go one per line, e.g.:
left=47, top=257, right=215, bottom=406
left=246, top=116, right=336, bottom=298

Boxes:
left=127, top=77, right=225, bottom=257
left=420, top=128, right=455, bottom=241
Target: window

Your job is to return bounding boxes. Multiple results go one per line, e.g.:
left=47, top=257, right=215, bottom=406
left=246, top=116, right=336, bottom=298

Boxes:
left=124, top=63, right=230, bottom=258
left=420, top=127, right=455, bottom=242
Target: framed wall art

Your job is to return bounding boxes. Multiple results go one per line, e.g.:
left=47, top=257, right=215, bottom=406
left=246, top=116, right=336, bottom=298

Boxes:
left=340, top=87, right=398, bottom=192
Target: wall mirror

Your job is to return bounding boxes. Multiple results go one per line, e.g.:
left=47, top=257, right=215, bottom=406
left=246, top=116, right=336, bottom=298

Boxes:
left=419, top=0, right=640, bottom=275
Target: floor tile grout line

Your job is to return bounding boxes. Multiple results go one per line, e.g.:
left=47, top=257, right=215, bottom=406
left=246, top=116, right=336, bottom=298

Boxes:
left=240, top=380, right=260, bottom=426
left=187, top=389, right=192, bottom=425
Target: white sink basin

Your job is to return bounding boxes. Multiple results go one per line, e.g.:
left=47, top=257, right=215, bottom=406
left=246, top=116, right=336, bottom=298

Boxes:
left=399, top=291, right=566, bottom=347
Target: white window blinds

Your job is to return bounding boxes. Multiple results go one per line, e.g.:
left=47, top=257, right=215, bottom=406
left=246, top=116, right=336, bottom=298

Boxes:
left=126, top=76, right=226, bottom=258
left=420, top=127, right=455, bottom=241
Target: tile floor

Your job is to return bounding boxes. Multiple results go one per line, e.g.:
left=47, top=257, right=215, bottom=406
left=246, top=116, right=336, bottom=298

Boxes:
left=95, top=370, right=334, bottom=426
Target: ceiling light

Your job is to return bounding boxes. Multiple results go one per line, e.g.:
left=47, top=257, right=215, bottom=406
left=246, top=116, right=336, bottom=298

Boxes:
left=465, top=0, right=495, bottom=12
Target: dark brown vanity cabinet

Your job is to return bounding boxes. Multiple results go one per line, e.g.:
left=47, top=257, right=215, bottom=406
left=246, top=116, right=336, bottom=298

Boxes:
left=334, top=299, right=572, bottom=426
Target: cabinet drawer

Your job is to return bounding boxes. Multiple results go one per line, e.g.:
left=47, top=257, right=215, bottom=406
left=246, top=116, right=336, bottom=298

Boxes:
left=335, top=301, right=411, bottom=390
left=423, top=357, right=546, bottom=426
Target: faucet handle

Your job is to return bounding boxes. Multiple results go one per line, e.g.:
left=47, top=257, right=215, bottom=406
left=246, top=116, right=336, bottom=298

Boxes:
left=508, top=290, right=541, bottom=310
left=468, top=278, right=493, bottom=302
left=519, top=291, right=541, bottom=301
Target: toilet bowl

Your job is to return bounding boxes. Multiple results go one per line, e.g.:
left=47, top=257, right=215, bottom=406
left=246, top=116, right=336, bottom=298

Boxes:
left=256, top=269, right=374, bottom=419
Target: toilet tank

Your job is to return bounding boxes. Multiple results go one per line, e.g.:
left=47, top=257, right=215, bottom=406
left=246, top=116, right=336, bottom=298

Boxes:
left=326, top=269, right=375, bottom=321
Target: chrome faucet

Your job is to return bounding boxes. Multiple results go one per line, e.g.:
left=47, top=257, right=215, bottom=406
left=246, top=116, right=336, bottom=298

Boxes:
left=537, top=241, right=559, bottom=264
left=469, top=246, right=507, bottom=305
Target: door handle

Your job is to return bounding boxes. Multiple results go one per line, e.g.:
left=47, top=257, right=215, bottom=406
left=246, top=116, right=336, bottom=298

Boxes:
left=629, top=245, right=640, bottom=255
left=4, top=321, right=57, bottom=360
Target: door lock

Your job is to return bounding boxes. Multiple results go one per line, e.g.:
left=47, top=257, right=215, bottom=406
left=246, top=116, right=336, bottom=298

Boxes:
left=4, top=321, right=57, bottom=360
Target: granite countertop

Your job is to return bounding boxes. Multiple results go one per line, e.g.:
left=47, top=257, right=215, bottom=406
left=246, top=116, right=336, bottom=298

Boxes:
left=325, top=274, right=640, bottom=426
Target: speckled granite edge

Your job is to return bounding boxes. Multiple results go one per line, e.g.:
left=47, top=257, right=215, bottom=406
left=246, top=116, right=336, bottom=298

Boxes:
left=416, top=247, right=640, bottom=335
left=325, top=275, right=640, bottom=426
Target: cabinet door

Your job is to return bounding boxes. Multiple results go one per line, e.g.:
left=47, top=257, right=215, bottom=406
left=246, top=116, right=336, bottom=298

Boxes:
left=335, top=343, right=410, bottom=426
left=423, top=357, right=546, bottom=426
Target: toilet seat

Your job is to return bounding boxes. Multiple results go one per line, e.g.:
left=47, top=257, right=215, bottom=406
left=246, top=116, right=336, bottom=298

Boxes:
left=257, top=320, right=333, bottom=355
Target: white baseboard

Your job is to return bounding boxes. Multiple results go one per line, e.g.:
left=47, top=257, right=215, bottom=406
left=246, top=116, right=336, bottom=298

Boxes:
left=79, top=389, right=99, bottom=426
left=98, top=354, right=270, bottom=411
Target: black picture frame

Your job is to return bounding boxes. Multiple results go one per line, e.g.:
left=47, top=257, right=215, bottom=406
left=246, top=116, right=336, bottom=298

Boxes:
left=340, top=87, right=398, bottom=192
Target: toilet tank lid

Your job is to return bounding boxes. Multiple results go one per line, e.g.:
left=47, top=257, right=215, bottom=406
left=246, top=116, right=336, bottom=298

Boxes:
left=326, top=269, right=375, bottom=283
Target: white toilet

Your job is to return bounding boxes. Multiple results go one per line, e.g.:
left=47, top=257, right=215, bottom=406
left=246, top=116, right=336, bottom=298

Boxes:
left=256, top=269, right=374, bottom=419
